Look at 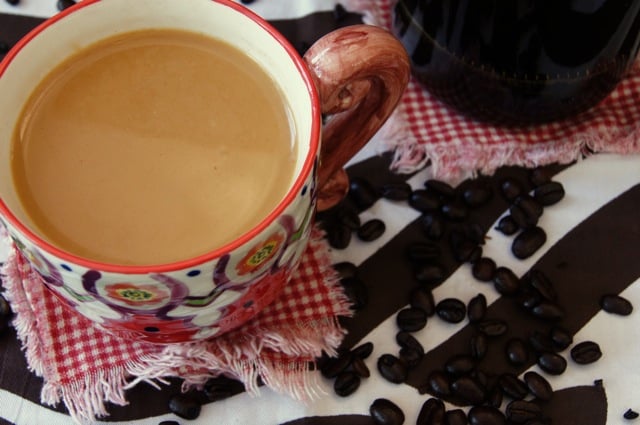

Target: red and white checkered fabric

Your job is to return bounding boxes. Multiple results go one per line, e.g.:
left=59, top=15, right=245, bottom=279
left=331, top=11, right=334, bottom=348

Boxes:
left=3, top=227, right=349, bottom=422
left=363, top=0, right=640, bottom=179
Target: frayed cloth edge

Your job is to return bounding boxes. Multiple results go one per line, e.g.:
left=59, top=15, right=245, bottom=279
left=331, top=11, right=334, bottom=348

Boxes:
left=125, top=232, right=352, bottom=402
left=400, top=123, right=640, bottom=182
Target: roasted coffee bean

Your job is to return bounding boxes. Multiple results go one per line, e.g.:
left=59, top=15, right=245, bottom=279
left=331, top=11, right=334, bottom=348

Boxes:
left=493, top=267, right=521, bottom=296
left=377, top=354, right=408, bottom=384
left=549, top=326, right=573, bottom=351
left=425, top=179, right=456, bottom=199
left=426, top=370, right=452, bottom=397
left=417, top=398, right=446, bottom=425
left=337, top=207, right=361, bottom=230
left=446, top=409, right=468, bottom=425
left=168, top=394, right=201, bottom=420
left=487, top=385, right=503, bottom=409
left=468, top=246, right=483, bottom=264
left=441, top=202, right=469, bottom=221
left=505, top=400, right=543, bottom=423
left=340, top=277, right=368, bottom=310
left=410, top=189, right=442, bottom=212
left=56, top=0, right=76, bottom=11
left=472, top=258, right=497, bottom=282
left=528, top=330, right=555, bottom=353
left=5, top=0, right=20, bottom=6
left=468, top=406, right=506, bottom=425
left=415, top=263, right=446, bottom=285
left=537, top=352, right=567, bottom=375
left=463, top=182, right=493, bottom=207
left=349, top=178, right=378, bottom=210
left=396, top=331, right=425, bottom=355
left=624, top=409, right=640, bottom=420
left=334, top=371, right=361, bottom=397
left=406, top=242, right=441, bottom=262
left=524, top=270, right=557, bottom=302
left=530, top=167, right=552, bottom=187
left=332, top=261, right=358, bottom=280
left=451, top=376, right=486, bottom=405
left=352, top=341, right=374, bottom=359
left=500, top=178, right=524, bottom=201
left=370, top=398, right=405, bottom=425
left=399, top=346, right=423, bottom=368
left=467, top=294, right=487, bottom=323
left=350, top=356, right=371, bottom=378
left=533, top=181, right=565, bottom=206
left=523, top=371, right=553, bottom=401
left=410, top=287, right=436, bottom=316
left=530, top=301, right=564, bottom=321
left=463, top=222, right=486, bottom=245
left=512, top=226, right=547, bottom=259
left=203, top=376, right=245, bottom=401
left=452, top=239, right=477, bottom=263
left=498, top=373, right=529, bottom=400
left=326, top=223, right=352, bottom=249
left=422, top=213, right=446, bottom=240
left=471, top=369, right=488, bottom=390
left=380, top=182, right=413, bottom=201
left=357, top=219, right=386, bottom=242
left=470, top=333, right=488, bottom=360
left=600, top=294, right=633, bottom=316
left=508, top=196, right=542, bottom=230
left=436, top=298, right=467, bottom=323
left=519, top=289, right=542, bottom=310
left=514, top=195, right=544, bottom=219
left=495, top=215, right=519, bottom=235
left=506, top=338, right=529, bottom=366
left=320, top=351, right=352, bottom=378
left=477, top=319, right=508, bottom=337
left=570, top=341, right=602, bottom=364
left=445, top=354, right=476, bottom=376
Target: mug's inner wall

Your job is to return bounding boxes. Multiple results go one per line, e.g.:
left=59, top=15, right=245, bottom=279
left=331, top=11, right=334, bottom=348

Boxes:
left=0, top=0, right=315, bottom=254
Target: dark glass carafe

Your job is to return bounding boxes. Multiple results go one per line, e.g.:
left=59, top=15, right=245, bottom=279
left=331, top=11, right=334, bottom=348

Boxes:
left=392, top=0, right=640, bottom=125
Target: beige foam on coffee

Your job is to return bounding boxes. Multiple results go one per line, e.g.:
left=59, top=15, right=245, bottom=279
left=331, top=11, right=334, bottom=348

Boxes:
left=12, top=29, right=296, bottom=266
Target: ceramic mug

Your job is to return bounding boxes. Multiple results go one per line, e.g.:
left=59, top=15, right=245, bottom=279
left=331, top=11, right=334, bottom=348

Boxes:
left=0, top=0, right=409, bottom=343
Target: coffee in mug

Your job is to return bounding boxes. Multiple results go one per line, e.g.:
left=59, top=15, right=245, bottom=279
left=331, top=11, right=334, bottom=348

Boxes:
left=12, top=28, right=296, bottom=266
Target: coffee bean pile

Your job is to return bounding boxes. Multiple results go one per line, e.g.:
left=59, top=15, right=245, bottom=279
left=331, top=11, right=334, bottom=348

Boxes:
left=317, top=167, right=637, bottom=424
left=317, top=341, right=373, bottom=397
left=319, top=177, right=388, bottom=249
left=165, top=375, right=245, bottom=421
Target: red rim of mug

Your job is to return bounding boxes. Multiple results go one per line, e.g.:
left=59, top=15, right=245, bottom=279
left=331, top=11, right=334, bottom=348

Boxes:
left=0, top=0, right=322, bottom=274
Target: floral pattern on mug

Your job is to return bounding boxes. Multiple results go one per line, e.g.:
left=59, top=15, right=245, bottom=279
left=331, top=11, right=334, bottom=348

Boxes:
left=83, top=271, right=189, bottom=314
left=235, top=232, right=285, bottom=276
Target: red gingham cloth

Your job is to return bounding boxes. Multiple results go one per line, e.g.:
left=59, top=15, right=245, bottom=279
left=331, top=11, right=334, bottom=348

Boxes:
left=2, top=227, right=350, bottom=423
left=359, top=0, right=640, bottom=178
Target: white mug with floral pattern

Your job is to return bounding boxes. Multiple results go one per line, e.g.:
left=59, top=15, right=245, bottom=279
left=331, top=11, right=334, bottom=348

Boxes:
left=0, top=0, right=409, bottom=343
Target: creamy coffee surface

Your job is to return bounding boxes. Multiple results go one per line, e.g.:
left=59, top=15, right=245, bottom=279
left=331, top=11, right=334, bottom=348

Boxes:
left=12, top=29, right=296, bottom=265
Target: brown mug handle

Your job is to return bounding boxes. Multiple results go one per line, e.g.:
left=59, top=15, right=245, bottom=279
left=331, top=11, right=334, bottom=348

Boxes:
left=303, top=25, right=411, bottom=211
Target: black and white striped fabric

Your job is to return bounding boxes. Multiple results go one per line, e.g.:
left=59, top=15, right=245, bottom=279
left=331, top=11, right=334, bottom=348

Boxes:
left=1, top=2, right=640, bottom=424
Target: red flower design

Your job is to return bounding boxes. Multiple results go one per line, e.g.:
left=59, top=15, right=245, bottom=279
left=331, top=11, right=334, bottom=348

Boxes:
left=104, top=282, right=170, bottom=307
left=235, top=232, right=285, bottom=276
